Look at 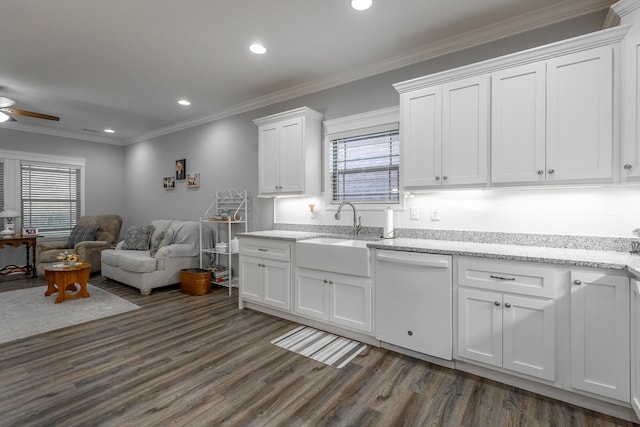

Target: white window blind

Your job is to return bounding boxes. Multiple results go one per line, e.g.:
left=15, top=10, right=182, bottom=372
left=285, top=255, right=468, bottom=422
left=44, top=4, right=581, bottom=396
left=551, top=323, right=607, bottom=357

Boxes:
left=0, top=161, right=4, bottom=210
left=21, top=162, right=81, bottom=236
left=330, top=129, right=400, bottom=203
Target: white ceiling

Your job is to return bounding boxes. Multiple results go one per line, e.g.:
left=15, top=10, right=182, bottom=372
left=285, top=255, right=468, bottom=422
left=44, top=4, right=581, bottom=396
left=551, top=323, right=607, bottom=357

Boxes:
left=0, top=0, right=614, bottom=145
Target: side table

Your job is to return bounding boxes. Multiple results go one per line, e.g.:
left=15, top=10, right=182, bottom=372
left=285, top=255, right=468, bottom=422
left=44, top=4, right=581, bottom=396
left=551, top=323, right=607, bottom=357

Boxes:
left=0, top=235, right=37, bottom=278
left=44, top=262, right=91, bottom=304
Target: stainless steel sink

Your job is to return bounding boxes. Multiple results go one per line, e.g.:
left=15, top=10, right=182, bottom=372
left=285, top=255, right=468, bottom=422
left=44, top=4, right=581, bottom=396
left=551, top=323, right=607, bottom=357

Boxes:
left=296, top=237, right=372, bottom=277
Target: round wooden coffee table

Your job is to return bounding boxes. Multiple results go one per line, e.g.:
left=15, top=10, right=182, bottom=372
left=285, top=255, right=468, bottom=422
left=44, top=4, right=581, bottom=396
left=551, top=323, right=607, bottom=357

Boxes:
left=44, top=262, right=91, bottom=304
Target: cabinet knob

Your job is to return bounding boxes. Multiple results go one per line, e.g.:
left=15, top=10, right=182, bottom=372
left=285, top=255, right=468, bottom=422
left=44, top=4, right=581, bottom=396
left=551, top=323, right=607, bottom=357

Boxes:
left=407, top=330, right=413, bottom=336
left=329, top=280, right=334, bottom=284
left=625, top=163, right=633, bottom=170
left=548, top=169, right=555, bottom=175
left=435, top=176, right=440, bottom=181
left=442, top=176, right=448, bottom=181
left=574, top=279, right=582, bottom=285
left=323, top=279, right=328, bottom=284
left=537, top=169, right=544, bottom=175
left=504, top=303, right=511, bottom=308
left=494, top=301, right=501, bottom=306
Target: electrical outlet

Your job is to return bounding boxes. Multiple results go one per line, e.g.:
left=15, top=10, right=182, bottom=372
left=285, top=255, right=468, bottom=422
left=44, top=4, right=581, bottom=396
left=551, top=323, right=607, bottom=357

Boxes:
left=431, top=209, right=441, bottom=221
left=410, top=207, right=419, bottom=220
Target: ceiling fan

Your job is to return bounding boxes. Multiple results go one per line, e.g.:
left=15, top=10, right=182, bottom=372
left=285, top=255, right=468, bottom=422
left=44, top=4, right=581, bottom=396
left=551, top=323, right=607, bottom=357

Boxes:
left=0, top=96, right=60, bottom=123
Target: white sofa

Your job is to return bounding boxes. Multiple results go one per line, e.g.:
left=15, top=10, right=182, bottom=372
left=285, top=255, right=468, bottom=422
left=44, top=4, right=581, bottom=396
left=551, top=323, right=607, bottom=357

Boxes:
left=101, top=220, right=202, bottom=295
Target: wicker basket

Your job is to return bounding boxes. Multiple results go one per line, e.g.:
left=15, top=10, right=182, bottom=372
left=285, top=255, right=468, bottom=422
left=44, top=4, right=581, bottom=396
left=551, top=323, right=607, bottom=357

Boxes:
left=180, top=268, right=212, bottom=296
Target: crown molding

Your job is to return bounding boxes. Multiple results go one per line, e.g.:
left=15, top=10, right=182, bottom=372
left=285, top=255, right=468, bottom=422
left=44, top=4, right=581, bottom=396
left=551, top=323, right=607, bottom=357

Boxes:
left=0, top=122, right=125, bottom=145
left=121, top=0, right=612, bottom=144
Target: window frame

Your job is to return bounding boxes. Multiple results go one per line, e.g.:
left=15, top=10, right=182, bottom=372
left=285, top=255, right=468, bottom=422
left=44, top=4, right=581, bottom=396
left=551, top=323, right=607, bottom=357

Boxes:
left=0, top=149, right=85, bottom=237
left=323, top=106, right=402, bottom=211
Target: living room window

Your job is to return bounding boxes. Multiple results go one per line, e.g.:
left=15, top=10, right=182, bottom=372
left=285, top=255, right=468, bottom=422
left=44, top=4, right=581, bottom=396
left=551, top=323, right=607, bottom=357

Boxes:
left=324, top=106, right=400, bottom=206
left=0, top=161, right=4, bottom=210
left=0, top=150, right=85, bottom=237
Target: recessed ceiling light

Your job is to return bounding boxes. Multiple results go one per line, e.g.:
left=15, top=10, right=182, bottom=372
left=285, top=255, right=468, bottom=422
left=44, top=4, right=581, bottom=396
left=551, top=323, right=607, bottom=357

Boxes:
left=104, top=129, right=115, bottom=133
left=351, top=0, right=372, bottom=11
left=249, top=43, right=267, bottom=55
left=178, top=99, right=191, bottom=106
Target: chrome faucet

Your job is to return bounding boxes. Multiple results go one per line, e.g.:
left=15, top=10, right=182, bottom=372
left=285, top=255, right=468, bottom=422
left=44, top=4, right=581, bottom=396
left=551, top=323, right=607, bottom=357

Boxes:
left=335, top=202, right=362, bottom=237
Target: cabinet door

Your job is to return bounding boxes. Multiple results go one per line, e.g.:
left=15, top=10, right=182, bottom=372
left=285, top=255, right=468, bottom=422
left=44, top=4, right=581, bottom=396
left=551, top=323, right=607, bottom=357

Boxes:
left=546, top=46, right=613, bottom=182
left=442, top=75, right=488, bottom=186
left=491, top=63, right=546, bottom=184
left=631, top=279, right=640, bottom=418
left=294, top=268, right=329, bottom=321
left=502, top=295, right=555, bottom=381
left=278, top=117, right=304, bottom=193
left=457, top=287, right=502, bottom=367
left=570, top=270, right=630, bottom=401
left=258, top=125, right=281, bottom=193
left=401, top=86, right=442, bottom=187
left=622, top=34, right=640, bottom=180
left=330, top=274, right=372, bottom=333
left=239, top=256, right=263, bottom=303
left=263, top=259, right=291, bottom=310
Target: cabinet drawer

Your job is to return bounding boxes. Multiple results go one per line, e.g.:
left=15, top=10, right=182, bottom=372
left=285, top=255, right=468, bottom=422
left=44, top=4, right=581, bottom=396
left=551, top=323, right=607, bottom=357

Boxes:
left=457, top=257, right=557, bottom=298
left=239, top=238, right=291, bottom=262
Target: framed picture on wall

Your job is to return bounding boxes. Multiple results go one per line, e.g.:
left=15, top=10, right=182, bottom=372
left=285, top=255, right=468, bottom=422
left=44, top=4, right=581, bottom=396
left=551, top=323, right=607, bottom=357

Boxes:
left=163, top=176, right=175, bottom=190
left=187, top=173, right=200, bottom=188
left=176, top=159, right=186, bottom=180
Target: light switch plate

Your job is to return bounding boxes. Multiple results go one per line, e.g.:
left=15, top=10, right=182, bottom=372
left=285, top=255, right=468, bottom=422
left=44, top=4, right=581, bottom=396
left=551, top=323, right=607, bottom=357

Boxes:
left=410, top=207, right=419, bottom=220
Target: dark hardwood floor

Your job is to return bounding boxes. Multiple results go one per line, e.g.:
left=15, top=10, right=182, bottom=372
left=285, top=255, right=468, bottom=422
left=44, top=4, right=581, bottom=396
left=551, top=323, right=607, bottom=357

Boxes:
left=0, top=275, right=636, bottom=427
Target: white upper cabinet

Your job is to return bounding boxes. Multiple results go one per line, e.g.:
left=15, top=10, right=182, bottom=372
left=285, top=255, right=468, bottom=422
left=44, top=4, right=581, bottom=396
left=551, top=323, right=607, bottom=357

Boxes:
left=622, top=33, right=640, bottom=180
left=254, top=107, right=323, bottom=196
left=399, top=75, right=488, bottom=188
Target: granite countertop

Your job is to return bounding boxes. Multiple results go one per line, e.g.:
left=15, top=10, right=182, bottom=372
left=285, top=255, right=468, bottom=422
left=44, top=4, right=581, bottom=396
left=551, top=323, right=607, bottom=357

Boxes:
left=239, top=230, right=640, bottom=278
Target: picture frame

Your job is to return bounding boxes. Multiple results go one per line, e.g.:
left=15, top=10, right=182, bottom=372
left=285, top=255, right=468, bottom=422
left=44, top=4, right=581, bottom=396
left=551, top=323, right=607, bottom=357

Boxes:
left=163, top=176, right=175, bottom=190
left=176, top=159, right=186, bottom=180
left=187, top=173, right=200, bottom=188
left=24, top=227, right=38, bottom=236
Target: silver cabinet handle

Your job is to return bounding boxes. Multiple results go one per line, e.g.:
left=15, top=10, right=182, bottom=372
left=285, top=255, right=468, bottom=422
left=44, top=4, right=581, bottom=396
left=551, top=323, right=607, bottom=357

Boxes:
left=490, top=274, right=516, bottom=281
left=494, top=301, right=501, bottom=306
left=625, top=163, right=633, bottom=170
left=574, top=279, right=582, bottom=285
left=537, top=170, right=544, bottom=175
left=548, top=169, right=555, bottom=175
left=258, top=248, right=268, bottom=252
left=504, top=303, right=511, bottom=308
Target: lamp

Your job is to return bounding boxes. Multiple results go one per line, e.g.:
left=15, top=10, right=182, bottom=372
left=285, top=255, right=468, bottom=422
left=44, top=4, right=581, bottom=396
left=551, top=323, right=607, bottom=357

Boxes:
left=0, top=209, right=19, bottom=236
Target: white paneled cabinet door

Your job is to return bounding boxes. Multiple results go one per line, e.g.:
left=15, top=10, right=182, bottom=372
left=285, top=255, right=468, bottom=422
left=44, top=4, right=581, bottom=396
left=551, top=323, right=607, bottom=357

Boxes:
left=401, top=86, right=442, bottom=187
left=491, top=62, right=546, bottom=184
left=258, top=125, right=281, bottom=194
left=570, top=270, right=630, bottom=401
left=632, top=279, right=640, bottom=418
left=263, top=259, right=291, bottom=310
left=239, top=256, right=263, bottom=303
left=294, top=268, right=329, bottom=321
left=330, top=274, right=372, bottom=333
left=622, top=34, right=640, bottom=180
left=441, top=75, right=488, bottom=186
left=457, top=287, right=502, bottom=367
left=546, top=46, right=613, bottom=182
left=278, top=117, right=304, bottom=193
left=502, top=295, right=555, bottom=381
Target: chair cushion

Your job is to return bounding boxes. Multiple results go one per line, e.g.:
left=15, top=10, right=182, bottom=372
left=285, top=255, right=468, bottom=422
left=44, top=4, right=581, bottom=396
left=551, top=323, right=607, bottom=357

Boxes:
left=66, top=225, right=99, bottom=248
left=122, top=225, right=154, bottom=250
left=118, top=251, right=157, bottom=273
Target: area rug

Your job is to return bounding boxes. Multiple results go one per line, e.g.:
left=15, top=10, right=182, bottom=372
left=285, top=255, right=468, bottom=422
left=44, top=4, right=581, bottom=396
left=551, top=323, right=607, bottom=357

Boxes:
left=271, top=325, right=367, bottom=369
left=0, top=284, right=140, bottom=344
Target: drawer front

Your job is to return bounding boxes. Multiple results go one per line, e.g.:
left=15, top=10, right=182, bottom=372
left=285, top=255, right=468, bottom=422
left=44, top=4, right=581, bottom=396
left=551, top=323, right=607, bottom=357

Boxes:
left=239, top=238, right=291, bottom=262
left=457, top=257, right=557, bottom=298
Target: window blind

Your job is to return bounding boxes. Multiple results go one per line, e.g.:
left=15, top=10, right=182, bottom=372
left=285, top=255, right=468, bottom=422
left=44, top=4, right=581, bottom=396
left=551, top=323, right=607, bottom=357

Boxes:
left=330, top=130, right=400, bottom=203
left=21, top=162, right=81, bottom=236
left=0, top=161, right=4, bottom=210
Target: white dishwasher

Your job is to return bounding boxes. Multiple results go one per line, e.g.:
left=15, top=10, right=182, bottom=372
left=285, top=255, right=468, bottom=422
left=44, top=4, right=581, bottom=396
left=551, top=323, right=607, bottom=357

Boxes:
left=375, top=250, right=452, bottom=360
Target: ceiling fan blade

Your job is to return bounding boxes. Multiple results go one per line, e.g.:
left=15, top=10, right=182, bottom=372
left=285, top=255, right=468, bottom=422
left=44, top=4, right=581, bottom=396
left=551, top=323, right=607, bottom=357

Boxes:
left=0, top=97, right=15, bottom=108
left=1, top=108, right=60, bottom=121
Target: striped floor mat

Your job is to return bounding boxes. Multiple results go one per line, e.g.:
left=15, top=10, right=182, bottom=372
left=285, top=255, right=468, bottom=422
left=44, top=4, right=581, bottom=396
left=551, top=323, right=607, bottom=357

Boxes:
left=271, top=325, right=367, bottom=369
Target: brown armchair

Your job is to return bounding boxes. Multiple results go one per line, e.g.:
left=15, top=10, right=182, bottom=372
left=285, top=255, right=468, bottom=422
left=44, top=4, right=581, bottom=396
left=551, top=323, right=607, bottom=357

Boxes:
left=36, top=214, right=122, bottom=276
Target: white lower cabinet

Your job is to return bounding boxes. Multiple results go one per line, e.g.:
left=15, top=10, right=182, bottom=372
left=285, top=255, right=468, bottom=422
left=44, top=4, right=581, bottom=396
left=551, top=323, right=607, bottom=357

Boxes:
left=294, top=267, right=372, bottom=334
left=632, top=278, right=640, bottom=419
left=239, top=256, right=291, bottom=310
left=457, top=287, right=556, bottom=381
left=569, top=270, right=630, bottom=402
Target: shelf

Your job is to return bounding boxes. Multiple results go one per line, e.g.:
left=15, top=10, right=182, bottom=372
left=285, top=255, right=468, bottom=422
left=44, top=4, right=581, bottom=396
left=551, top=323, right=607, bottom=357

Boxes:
left=205, top=219, right=246, bottom=224
left=201, top=248, right=239, bottom=255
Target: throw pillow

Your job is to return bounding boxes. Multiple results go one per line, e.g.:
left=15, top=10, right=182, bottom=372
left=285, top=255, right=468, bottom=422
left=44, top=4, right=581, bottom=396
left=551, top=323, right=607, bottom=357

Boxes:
left=122, top=225, right=154, bottom=250
left=149, top=227, right=174, bottom=257
left=66, top=225, right=99, bottom=248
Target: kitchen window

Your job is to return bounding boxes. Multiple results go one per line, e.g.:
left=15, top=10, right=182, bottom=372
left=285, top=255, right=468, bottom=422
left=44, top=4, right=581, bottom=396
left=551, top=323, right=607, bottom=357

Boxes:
left=0, top=150, right=85, bottom=237
left=325, top=106, right=400, bottom=205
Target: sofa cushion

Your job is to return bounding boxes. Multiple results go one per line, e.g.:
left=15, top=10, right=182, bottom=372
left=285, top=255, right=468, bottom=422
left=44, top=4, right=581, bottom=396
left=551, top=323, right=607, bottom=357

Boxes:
left=101, top=249, right=121, bottom=267
left=122, top=225, right=154, bottom=250
left=66, top=225, right=99, bottom=248
left=118, top=251, right=157, bottom=273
